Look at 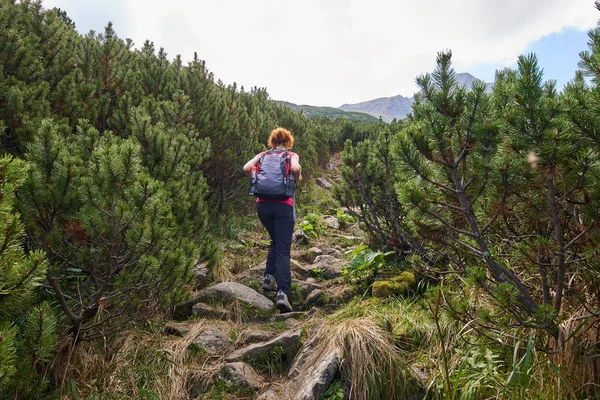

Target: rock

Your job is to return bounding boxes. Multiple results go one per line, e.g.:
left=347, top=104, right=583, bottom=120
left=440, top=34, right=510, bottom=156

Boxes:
left=235, top=263, right=266, bottom=286
left=293, top=229, right=305, bottom=243
left=271, top=311, right=306, bottom=322
left=303, top=247, right=323, bottom=264
left=327, top=286, right=357, bottom=305
left=195, top=282, right=274, bottom=313
left=193, top=264, right=209, bottom=289
left=304, top=289, right=327, bottom=308
left=288, top=326, right=322, bottom=379
left=293, top=279, right=321, bottom=298
left=291, top=348, right=342, bottom=400
left=192, top=327, right=231, bottom=355
left=218, top=362, right=264, bottom=389
left=290, top=259, right=312, bottom=279
left=192, top=302, right=228, bottom=319
left=311, top=255, right=346, bottom=280
left=164, top=322, right=191, bottom=337
left=226, top=329, right=302, bottom=363
left=256, top=389, right=282, bottom=400
left=306, top=277, right=317, bottom=284
left=316, top=177, right=333, bottom=189
left=320, top=215, right=339, bottom=230
left=321, top=247, right=341, bottom=258
left=239, top=330, right=275, bottom=344
left=285, top=318, right=301, bottom=329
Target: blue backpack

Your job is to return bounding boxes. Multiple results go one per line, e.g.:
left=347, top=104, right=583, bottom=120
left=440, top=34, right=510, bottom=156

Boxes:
left=250, top=149, right=295, bottom=200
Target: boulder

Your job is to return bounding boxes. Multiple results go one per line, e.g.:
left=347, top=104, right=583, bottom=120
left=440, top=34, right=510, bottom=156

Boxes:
left=291, top=348, right=342, bottom=400
left=285, top=318, right=301, bottom=329
left=311, top=255, right=346, bottom=280
left=271, top=311, right=306, bottom=322
left=301, top=247, right=323, bottom=264
left=316, top=177, right=333, bottom=189
left=218, top=362, right=264, bottom=390
left=193, top=264, right=209, bottom=289
left=293, top=279, right=321, bottom=298
left=321, top=247, right=341, bottom=258
left=320, top=215, right=339, bottom=230
left=235, top=263, right=266, bottom=286
left=239, top=330, right=275, bottom=344
left=164, top=322, right=191, bottom=337
left=194, top=282, right=274, bottom=313
left=191, top=327, right=231, bottom=355
left=304, top=289, right=327, bottom=308
left=290, top=259, right=312, bottom=279
left=256, top=389, right=282, bottom=400
left=192, top=302, right=228, bottom=319
left=226, top=329, right=301, bottom=363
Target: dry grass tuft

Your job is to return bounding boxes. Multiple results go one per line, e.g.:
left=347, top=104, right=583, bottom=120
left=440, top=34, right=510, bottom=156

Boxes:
left=52, top=320, right=236, bottom=400
left=553, top=309, right=600, bottom=397
left=296, top=317, right=415, bottom=400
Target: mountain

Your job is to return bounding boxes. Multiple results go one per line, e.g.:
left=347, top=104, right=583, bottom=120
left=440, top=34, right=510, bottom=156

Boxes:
left=339, top=95, right=414, bottom=123
left=339, top=73, right=493, bottom=122
left=276, top=101, right=379, bottom=123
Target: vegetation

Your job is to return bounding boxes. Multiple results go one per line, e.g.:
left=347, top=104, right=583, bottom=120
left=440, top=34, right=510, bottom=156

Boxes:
left=1, top=0, right=600, bottom=398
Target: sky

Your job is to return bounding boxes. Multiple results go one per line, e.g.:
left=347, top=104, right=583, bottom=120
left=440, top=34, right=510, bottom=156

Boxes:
left=43, top=0, right=599, bottom=107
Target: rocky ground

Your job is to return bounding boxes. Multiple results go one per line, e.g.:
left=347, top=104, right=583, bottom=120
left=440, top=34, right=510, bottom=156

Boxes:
left=166, top=214, right=365, bottom=400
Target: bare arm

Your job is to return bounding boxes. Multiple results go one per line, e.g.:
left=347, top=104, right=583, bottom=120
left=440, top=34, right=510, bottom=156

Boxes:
left=290, top=154, right=302, bottom=181
left=243, top=154, right=262, bottom=176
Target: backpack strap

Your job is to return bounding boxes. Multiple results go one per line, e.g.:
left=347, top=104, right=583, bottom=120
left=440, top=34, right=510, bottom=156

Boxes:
left=281, top=151, right=290, bottom=180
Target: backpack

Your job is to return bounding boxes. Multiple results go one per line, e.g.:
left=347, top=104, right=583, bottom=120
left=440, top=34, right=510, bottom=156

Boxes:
left=249, top=149, right=295, bottom=200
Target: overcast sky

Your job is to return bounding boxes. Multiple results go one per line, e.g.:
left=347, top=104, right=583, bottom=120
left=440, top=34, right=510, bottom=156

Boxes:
left=43, top=0, right=598, bottom=107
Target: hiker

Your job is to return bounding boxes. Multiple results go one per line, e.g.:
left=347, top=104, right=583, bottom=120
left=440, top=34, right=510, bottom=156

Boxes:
left=243, top=127, right=302, bottom=313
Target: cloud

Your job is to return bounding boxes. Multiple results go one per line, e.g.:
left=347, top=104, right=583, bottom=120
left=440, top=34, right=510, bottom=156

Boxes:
left=44, top=0, right=598, bottom=106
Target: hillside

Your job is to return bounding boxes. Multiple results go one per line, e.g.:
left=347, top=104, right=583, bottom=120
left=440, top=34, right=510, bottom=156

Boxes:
left=339, top=72, right=493, bottom=122
left=276, top=100, right=379, bottom=123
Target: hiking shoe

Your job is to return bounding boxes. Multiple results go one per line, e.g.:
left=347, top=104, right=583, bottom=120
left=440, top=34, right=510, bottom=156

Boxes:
left=276, top=290, right=293, bottom=313
left=262, top=274, right=277, bottom=292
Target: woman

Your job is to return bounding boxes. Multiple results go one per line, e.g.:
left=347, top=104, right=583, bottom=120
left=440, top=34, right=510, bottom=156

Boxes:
left=243, top=127, right=302, bottom=313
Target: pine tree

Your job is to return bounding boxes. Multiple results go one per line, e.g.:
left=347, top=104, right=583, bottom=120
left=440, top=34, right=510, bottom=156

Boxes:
left=20, top=120, right=196, bottom=341
left=0, top=154, right=56, bottom=397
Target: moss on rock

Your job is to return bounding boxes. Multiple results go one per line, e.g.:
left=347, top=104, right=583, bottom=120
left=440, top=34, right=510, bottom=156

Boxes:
left=372, top=271, right=416, bottom=298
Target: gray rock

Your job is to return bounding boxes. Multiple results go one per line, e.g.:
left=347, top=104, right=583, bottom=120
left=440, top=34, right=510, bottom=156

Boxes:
left=291, top=348, right=342, bottom=400
left=195, top=282, right=274, bottom=313
left=235, top=263, right=266, bottom=286
left=239, top=330, right=275, bottom=344
left=226, top=329, right=302, bottom=362
left=293, top=279, right=321, bottom=297
left=293, top=229, right=305, bottom=243
left=304, top=289, right=327, bottom=308
left=271, top=311, right=306, bottom=322
left=321, top=247, right=341, bottom=258
left=192, top=327, right=231, bottom=355
left=219, top=362, right=264, bottom=389
left=285, top=318, right=301, bottom=329
left=306, top=277, right=317, bottom=284
left=316, top=177, right=333, bottom=189
left=312, top=255, right=346, bottom=279
left=256, top=389, right=282, bottom=400
left=303, top=247, right=323, bottom=264
left=288, top=328, right=321, bottom=379
left=192, top=302, right=228, bottom=319
left=164, top=322, right=191, bottom=337
left=194, top=264, right=209, bottom=289
left=290, top=259, right=312, bottom=279
left=320, top=215, right=339, bottom=230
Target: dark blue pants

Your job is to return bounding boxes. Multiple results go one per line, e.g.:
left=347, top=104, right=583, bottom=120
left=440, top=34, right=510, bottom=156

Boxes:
left=256, top=202, right=294, bottom=297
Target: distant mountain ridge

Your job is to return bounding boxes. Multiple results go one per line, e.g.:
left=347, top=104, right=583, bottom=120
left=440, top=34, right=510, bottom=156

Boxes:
left=340, top=73, right=493, bottom=122
left=275, top=100, right=379, bottom=123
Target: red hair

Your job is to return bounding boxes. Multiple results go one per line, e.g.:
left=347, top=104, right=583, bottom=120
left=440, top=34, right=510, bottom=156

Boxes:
left=267, top=127, right=294, bottom=149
